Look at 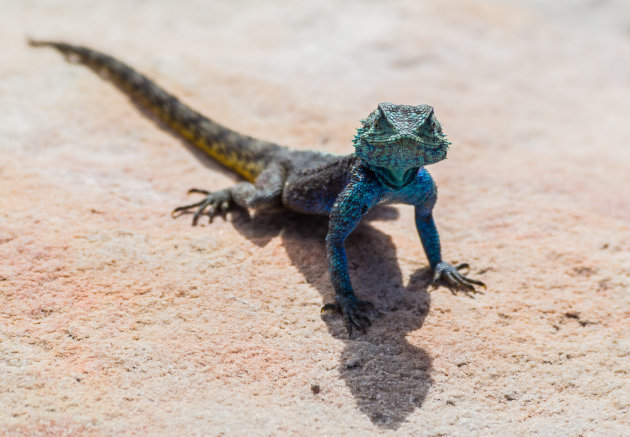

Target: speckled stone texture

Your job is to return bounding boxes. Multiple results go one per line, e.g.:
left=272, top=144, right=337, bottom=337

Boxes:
left=1, top=0, right=629, bottom=435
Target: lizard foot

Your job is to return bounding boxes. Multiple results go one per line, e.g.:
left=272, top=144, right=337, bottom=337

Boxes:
left=171, top=188, right=232, bottom=226
left=432, top=261, right=486, bottom=296
left=322, top=295, right=374, bottom=337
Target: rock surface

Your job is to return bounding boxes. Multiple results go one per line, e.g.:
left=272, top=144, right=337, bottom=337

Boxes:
left=1, top=0, right=629, bottom=435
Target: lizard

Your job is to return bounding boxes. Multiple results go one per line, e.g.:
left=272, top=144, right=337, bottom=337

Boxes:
left=30, top=39, right=485, bottom=336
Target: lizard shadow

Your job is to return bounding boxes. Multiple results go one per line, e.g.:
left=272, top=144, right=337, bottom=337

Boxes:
left=231, top=207, right=434, bottom=430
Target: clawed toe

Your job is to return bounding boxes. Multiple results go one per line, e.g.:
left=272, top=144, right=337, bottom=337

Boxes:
left=321, top=303, right=338, bottom=313
left=172, top=189, right=233, bottom=225
left=171, top=199, right=206, bottom=218
left=187, top=188, right=210, bottom=195
left=321, top=297, right=373, bottom=337
left=432, top=261, right=486, bottom=296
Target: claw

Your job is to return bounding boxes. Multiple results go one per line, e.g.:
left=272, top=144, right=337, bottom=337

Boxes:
left=349, top=312, right=365, bottom=333
left=172, top=188, right=233, bottom=225
left=443, top=271, right=460, bottom=295
left=460, top=276, right=486, bottom=289
left=449, top=270, right=475, bottom=292
left=321, top=303, right=338, bottom=313
left=431, top=268, right=441, bottom=288
left=432, top=261, right=486, bottom=295
left=220, top=200, right=230, bottom=218
left=362, top=315, right=371, bottom=328
left=321, top=296, right=373, bottom=337
left=171, top=199, right=206, bottom=218
left=206, top=204, right=217, bottom=223
left=344, top=313, right=353, bottom=337
left=192, top=199, right=212, bottom=226
left=188, top=188, right=210, bottom=195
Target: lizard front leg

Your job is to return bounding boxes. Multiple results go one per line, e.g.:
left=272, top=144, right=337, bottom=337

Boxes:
left=322, top=169, right=382, bottom=336
left=415, top=209, right=485, bottom=293
left=172, top=162, right=286, bottom=225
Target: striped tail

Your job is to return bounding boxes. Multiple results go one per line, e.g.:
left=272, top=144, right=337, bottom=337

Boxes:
left=29, top=39, right=283, bottom=182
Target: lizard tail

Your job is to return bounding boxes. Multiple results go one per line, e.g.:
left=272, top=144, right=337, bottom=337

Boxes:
left=29, top=39, right=283, bottom=182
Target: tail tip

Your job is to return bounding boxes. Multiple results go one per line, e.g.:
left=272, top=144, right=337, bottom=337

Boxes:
left=28, top=38, right=46, bottom=47
left=28, top=38, right=60, bottom=49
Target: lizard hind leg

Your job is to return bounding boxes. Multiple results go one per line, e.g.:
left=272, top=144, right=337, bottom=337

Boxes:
left=172, top=187, right=235, bottom=225
left=172, top=163, right=286, bottom=226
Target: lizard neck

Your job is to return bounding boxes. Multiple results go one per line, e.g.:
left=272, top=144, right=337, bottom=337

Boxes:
left=359, top=159, right=419, bottom=190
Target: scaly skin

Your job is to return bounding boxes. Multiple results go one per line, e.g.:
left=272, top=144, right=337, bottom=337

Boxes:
left=31, top=40, right=485, bottom=336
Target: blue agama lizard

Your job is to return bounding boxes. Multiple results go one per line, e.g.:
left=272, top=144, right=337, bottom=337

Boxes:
left=31, top=40, right=485, bottom=336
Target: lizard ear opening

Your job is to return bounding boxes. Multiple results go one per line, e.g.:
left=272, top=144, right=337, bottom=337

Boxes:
left=374, top=108, right=392, bottom=131
left=362, top=108, right=380, bottom=129
left=423, top=111, right=436, bottom=132
left=430, top=113, right=436, bottom=129
left=373, top=115, right=383, bottom=130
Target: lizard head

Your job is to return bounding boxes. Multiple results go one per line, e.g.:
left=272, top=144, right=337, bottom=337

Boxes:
left=354, top=103, right=450, bottom=189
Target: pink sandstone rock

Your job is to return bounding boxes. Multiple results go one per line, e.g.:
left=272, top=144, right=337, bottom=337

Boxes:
left=1, top=1, right=629, bottom=434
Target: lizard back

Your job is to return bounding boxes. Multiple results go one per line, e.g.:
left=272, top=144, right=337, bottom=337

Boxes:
left=29, top=40, right=283, bottom=182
